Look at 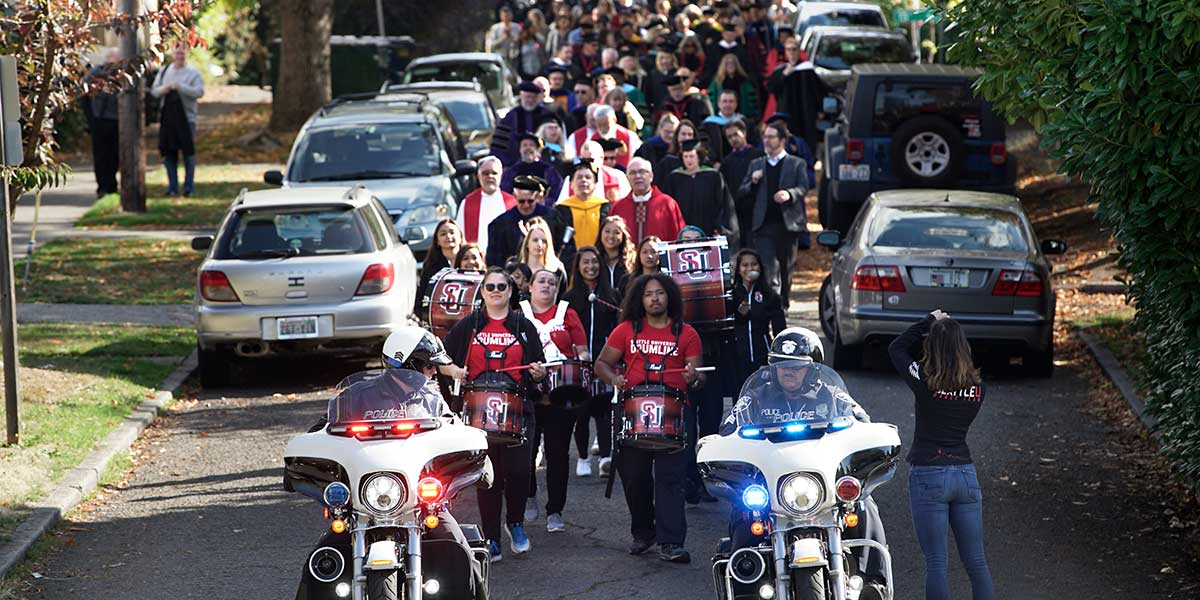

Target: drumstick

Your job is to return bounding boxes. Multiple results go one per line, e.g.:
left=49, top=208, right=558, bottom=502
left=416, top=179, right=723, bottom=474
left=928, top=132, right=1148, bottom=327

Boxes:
left=588, top=292, right=622, bottom=311
left=494, top=361, right=565, bottom=373
left=656, top=366, right=717, bottom=375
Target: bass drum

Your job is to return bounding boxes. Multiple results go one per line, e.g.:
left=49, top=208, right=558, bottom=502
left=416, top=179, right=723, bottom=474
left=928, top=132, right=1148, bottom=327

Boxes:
left=658, top=236, right=734, bottom=332
left=424, top=268, right=484, bottom=339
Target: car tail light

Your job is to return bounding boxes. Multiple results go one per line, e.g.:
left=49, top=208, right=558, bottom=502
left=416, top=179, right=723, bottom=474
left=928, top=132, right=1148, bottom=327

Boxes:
left=355, top=263, right=394, bottom=296
left=835, top=476, right=862, bottom=502
left=199, top=270, right=239, bottom=302
left=993, top=269, right=1043, bottom=297
left=846, top=139, right=865, bottom=162
left=851, top=265, right=905, bottom=292
left=989, top=142, right=1007, bottom=165
left=417, top=477, right=444, bottom=503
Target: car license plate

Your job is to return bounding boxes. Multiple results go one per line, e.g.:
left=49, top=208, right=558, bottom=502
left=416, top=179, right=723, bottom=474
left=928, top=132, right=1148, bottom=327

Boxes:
left=277, top=316, right=319, bottom=339
left=928, top=268, right=970, bottom=288
left=838, top=164, right=870, bottom=181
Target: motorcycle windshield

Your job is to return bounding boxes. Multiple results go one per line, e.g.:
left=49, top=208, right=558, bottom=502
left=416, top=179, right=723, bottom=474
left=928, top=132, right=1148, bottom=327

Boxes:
left=327, top=369, right=442, bottom=425
left=731, top=361, right=855, bottom=430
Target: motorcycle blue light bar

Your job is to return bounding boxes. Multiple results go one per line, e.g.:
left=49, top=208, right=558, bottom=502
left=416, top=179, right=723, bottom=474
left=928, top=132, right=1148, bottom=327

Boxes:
left=742, top=484, right=769, bottom=509
left=739, top=427, right=764, bottom=439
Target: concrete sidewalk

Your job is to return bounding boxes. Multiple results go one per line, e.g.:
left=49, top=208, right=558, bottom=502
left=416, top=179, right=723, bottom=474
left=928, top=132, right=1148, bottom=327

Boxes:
left=11, top=168, right=98, bottom=260
left=17, top=303, right=192, bottom=327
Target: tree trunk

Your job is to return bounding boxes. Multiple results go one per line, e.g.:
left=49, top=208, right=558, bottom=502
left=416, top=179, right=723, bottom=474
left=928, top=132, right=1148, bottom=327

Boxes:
left=269, top=0, right=333, bottom=134
left=119, top=0, right=146, bottom=213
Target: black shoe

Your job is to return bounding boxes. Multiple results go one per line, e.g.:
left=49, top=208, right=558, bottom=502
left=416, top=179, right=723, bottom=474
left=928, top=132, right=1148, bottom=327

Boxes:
left=658, top=544, right=691, bottom=563
left=629, top=537, right=655, bottom=555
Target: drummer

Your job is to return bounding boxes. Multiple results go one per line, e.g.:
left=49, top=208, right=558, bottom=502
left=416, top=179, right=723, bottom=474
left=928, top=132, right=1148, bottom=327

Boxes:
left=563, top=246, right=622, bottom=478
left=454, top=243, right=487, bottom=273
left=521, top=269, right=590, bottom=533
left=443, top=266, right=548, bottom=562
left=594, top=273, right=704, bottom=564
left=414, top=219, right=463, bottom=314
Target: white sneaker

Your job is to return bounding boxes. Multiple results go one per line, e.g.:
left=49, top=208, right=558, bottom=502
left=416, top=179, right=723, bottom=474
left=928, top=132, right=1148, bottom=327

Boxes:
left=524, top=497, right=540, bottom=522
left=590, top=439, right=601, bottom=456
left=535, top=443, right=545, bottom=469
left=576, top=458, right=593, bottom=477
left=599, top=456, right=612, bottom=476
left=546, top=513, right=566, bottom=532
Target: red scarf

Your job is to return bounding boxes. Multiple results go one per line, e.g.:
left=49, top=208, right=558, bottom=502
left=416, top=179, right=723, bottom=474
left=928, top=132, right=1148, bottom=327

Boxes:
left=460, top=188, right=516, bottom=243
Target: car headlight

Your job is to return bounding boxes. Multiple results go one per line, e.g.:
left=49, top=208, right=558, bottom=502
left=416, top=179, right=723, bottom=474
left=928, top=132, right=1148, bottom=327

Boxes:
left=401, top=204, right=443, bottom=226
left=778, top=473, right=823, bottom=514
left=361, top=473, right=406, bottom=514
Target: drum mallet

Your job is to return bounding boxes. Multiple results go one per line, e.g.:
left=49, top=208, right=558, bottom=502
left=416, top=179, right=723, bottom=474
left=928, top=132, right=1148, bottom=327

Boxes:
left=588, top=292, right=622, bottom=311
left=494, top=361, right=564, bottom=373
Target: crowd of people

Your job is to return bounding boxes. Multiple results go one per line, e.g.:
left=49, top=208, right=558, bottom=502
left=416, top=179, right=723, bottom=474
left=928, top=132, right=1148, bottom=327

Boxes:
left=421, top=2, right=995, bottom=597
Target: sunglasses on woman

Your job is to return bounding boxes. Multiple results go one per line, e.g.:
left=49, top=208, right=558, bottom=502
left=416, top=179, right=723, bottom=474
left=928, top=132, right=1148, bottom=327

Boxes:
left=484, top=282, right=509, bottom=292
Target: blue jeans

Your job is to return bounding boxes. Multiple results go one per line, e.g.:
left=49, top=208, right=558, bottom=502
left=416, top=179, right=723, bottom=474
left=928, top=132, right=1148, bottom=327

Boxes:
left=908, top=464, right=995, bottom=600
left=163, top=122, right=197, bottom=195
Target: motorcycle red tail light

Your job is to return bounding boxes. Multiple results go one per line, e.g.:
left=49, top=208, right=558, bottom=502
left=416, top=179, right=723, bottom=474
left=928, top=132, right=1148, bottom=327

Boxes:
left=835, top=476, right=862, bottom=502
left=417, top=477, right=444, bottom=502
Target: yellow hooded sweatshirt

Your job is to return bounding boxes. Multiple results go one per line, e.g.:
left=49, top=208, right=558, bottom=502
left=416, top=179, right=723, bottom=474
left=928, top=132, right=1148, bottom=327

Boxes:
left=557, top=195, right=609, bottom=250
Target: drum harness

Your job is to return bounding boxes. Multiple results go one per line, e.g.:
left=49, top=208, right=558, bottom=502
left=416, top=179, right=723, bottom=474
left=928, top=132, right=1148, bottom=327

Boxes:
left=519, top=300, right=571, bottom=363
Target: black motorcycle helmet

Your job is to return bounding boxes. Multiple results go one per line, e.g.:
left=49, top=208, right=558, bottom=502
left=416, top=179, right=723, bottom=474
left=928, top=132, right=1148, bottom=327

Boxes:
left=767, top=327, right=825, bottom=365
left=382, top=326, right=453, bottom=372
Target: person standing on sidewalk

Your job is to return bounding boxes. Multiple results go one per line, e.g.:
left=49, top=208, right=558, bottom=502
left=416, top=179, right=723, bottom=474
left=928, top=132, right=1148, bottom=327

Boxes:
left=150, top=43, right=204, bottom=197
left=888, top=310, right=995, bottom=600
left=84, top=49, right=121, bottom=197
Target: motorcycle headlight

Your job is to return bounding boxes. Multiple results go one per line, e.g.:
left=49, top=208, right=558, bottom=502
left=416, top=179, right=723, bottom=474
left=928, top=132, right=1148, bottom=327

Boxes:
left=778, top=473, right=823, bottom=514
left=361, top=473, right=406, bottom=514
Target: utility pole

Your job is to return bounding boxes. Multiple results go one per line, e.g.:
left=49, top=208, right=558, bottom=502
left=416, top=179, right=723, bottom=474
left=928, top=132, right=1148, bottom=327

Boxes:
left=374, top=0, right=389, bottom=81
left=0, top=55, right=23, bottom=446
left=910, top=0, right=922, bottom=63
left=118, top=0, right=146, bottom=213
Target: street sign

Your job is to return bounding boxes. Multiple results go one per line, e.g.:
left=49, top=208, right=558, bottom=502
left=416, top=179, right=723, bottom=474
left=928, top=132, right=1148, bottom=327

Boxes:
left=893, top=7, right=935, bottom=25
left=0, top=55, right=22, bottom=166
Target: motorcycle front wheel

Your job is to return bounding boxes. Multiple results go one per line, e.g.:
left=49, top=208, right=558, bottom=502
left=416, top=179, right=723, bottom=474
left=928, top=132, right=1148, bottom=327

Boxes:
left=790, top=567, right=826, bottom=600
left=367, top=570, right=400, bottom=600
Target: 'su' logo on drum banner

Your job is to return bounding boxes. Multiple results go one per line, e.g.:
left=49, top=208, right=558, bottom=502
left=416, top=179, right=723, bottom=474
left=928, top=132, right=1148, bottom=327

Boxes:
left=439, top=282, right=468, bottom=315
left=676, top=248, right=710, bottom=280
left=486, top=395, right=508, bottom=425
left=640, top=401, right=663, bottom=427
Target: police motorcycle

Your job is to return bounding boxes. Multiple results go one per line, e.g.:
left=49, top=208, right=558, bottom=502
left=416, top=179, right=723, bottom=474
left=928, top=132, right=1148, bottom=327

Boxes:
left=697, top=329, right=901, bottom=600
left=285, top=328, right=494, bottom=600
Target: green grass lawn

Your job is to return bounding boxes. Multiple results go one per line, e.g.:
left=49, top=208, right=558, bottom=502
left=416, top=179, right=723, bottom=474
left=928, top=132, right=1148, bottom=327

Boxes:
left=0, top=323, right=193, bottom=545
left=76, top=164, right=272, bottom=230
left=16, top=238, right=202, bottom=305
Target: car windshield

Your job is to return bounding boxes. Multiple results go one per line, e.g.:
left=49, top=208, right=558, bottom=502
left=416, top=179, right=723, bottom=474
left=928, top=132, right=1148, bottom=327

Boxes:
left=439, top=98, right=493, bottom=131
left=327, top=369, right=441, bottom=425
left=217, top=205, right=372, bottom=259
left=290, top=122, right=441, bottom=182
left=806, top=10, right=886, bottom=30
left=815, top=36, right=914, bottom=70
left=405, top=62, right=503, bottom=95
left=732, top=362, right=854, bottom=429
left=870, top=206, right=1029, bottom=252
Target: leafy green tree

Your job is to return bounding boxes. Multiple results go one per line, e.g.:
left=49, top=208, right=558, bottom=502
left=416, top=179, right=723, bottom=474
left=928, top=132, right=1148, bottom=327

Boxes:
left=938, top=0, right=1200, bottom=480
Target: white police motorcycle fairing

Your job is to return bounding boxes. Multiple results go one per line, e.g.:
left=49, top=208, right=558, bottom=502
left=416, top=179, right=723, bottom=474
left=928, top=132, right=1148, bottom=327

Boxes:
left=285, top=369, right=494, bottom=600
left=698, top=362, right=901, bottom=600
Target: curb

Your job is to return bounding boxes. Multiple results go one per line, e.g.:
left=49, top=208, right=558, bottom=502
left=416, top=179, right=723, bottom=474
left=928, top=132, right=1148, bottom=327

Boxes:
left=1076, top=329, right=1157, bottom=433
left=0, top=350, right=198, bottom=579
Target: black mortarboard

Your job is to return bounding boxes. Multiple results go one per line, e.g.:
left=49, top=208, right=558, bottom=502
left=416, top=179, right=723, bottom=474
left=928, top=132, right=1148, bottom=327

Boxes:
left=604, top=66, right=625, bottom=78
left=516, top=131, right=542, bottom=147
left=544, top=64, right=568, bottom=75
left=513, top=175, right=548, bottom=192
left=777, top=25, right=795, bottom=36
left=596, top=137, right=626, bottom=152
left=664, top=74, right=685, bottom=86
left=765, top=112, right=791, bottom=124
left=535, top=112, right=562, bottom=128
left=679, top=139, right=702, bottom=152
left=517, top=80, right=544, bottom=94
left=570, top=160, right=598, bottom=178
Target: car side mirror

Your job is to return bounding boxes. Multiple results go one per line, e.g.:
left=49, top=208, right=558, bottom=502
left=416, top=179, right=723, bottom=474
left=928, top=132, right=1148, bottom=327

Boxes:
left=263, top=170, right=284, bottom=186
left=454, top=159, right=478, bottom=178
left=191, top=235, right=213, bottom=251
left=822, top=96, right=840, bottom=115
left=816, top=231, right=842, bottom=248
left=1041, top=239, right=1067, bottom=255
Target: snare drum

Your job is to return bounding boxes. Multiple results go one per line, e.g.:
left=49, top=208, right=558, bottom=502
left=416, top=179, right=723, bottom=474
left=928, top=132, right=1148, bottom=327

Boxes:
left=658, top=236, right=734, bottom=332
left=618, top=384, right=686, bottom=451
left=424, top=268, right=484, bottom=339
left=548, top=359, right=592, bottom=409
left=463, top=372, right=526, bottom=446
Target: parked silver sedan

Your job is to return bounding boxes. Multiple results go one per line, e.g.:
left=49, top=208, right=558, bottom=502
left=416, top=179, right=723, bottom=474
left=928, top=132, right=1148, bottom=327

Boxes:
left=192, top=185, right=418, bottom=386
left=816, top=190, right=1066, bottom=376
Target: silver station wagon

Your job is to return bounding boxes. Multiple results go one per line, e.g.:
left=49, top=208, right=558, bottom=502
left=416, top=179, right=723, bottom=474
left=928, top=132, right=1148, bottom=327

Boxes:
left=192, top=186, right=418, bottom=386
left=817, top=190, right=1066, bottom=376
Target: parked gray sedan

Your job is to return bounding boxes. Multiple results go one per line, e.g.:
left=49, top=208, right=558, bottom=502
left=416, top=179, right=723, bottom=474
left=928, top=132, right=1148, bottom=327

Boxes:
left=816, top=190, right=1066, bottom=376
left=192, top=186, right=418, bottom=386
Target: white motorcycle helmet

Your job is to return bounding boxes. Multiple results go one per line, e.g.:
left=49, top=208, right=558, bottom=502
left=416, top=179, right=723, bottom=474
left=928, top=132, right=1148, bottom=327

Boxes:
left=767, top=327, right=825, bottom=365
left=382, top=326, right=453, bottom=371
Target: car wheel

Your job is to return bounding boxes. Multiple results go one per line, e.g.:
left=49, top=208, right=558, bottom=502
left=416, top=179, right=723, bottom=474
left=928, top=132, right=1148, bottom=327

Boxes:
left=198, top=345, right=235, bottom=388
left=890, top=116, right=965, bottom=188
left=818, top=276, right=836, bottom=340
left=1024, top=341, right=1054, bottom=378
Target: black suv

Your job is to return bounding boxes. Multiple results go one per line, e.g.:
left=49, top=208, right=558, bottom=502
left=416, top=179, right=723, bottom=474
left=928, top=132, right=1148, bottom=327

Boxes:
left=819, top=64, right=1016, bottom=233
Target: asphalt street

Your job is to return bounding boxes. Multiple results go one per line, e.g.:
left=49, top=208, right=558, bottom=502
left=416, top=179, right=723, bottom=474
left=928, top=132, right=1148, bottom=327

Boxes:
left=24, top=319, right=1189, bottom=599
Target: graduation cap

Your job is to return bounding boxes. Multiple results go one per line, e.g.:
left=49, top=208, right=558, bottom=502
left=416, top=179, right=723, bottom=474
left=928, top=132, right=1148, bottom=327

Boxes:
left=516, top=131, right=542, bottom=148
left=544, top=64, right=569, bottom=75
left=604, top=66, right=626, bottom=78
left=664, top=74, right=685, bottom=87
left=570, top=160, right=598, bottom=178
left=764, top=112, right=791, bottom=124
left=513, top=175, right=548, bottom=192
left=777, top=25, right=796, bottom=36
left=535, top=112, right=563, bottom=129
left=596, top=137, right=627, bottom=152
left=517, top=80, right=544, bottom=94
left=679, top=139, right=703, bottom=152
